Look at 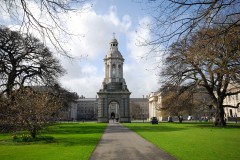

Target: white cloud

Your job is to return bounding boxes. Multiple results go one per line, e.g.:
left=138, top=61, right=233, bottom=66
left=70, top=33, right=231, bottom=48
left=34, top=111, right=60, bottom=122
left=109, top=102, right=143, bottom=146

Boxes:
left=127, top=16, right=152, bottom=60
left=57, top=5, right=136, bottom=97
left=58, top=6, right=162, bottom=98
left=108, top=6, right=120, bottom=26
left=61, top=75, right=103, bottom=98
left=61, top=6, right=132, bottom=60
left=122, top=16, right=161, bottom=97
left=124, top=63, right=159, bottom=98
left=1, top=2, right=161, bottom=98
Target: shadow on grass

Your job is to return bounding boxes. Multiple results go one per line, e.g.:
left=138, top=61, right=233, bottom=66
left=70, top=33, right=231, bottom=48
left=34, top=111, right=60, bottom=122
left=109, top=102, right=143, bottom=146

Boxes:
left=0, top=123, right=107, bottom=146
left=125, top=123, right=187, bottom=133
left=39, top=123, right=107, bottom=146
left=36, top=136, right=56, bottom=143
left=42, top=123, right=106, bottom=135
left=8, top=136, right=100, bottom=146
left=125, top=121, right=240, bottom=133
left=191, top=122, right=240, bottom=129
left=158, top=121, right=240, bottom=129
left=0, top=135, right=56, bottom=145
left=56, top=136, right=101, bottom=146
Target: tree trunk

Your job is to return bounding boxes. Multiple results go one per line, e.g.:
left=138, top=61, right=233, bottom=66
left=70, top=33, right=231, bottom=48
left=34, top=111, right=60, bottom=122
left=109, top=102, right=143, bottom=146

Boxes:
left=214, top=104, right=226, bottom=126
left=6, top=68, right=16, bottom=97
left=30, top=129, right=37, bottom=139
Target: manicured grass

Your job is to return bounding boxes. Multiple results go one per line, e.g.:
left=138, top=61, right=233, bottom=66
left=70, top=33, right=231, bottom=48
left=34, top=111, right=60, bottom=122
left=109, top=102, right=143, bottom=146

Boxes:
left=0, top=122, right=107, bottom=160
left=123, top=122, right=240, bottom=160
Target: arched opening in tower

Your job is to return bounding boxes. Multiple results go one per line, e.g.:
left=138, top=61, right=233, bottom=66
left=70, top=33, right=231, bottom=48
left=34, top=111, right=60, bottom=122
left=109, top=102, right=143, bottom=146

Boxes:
left=108, top=101, right=120, bottom=123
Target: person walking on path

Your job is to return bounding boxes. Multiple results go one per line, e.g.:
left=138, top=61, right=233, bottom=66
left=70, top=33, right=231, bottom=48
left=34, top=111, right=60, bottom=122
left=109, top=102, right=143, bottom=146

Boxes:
left=89, top=122, right=176, bottom=160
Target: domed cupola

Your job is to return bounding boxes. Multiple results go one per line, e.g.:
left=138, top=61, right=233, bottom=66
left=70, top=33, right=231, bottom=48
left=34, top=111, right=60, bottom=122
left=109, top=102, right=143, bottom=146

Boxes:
left=106, top=38, right=123, bottom=59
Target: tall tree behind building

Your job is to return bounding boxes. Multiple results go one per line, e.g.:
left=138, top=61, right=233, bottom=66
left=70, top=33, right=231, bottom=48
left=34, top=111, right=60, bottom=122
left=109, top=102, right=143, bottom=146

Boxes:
left=0, top=27, right=65, bottom=97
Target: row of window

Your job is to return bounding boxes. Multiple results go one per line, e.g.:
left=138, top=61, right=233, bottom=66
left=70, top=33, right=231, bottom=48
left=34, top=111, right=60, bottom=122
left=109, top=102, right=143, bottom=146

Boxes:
left=77, top=104, right=97, bottom=107
left=77, top=110, right=96, bottom=114
left=226, top=94, right=239, bottom=102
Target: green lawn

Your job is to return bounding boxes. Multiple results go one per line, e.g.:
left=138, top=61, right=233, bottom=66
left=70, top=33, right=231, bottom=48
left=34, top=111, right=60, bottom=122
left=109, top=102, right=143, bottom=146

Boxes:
left=0, top=122, right=107, bottom=160
left=123, top=122, right=240, bottom=160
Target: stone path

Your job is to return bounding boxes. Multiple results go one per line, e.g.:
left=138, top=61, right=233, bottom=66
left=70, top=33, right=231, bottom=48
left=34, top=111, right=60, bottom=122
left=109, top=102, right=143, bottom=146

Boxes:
left=89, top=122, right=176, bottom=160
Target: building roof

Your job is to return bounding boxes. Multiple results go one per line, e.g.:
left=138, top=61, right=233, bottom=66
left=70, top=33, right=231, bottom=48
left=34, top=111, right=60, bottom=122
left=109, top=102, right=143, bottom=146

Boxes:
left=130, top=98, right=148, bottom=102
left=76, top=98, right=97, bottom=102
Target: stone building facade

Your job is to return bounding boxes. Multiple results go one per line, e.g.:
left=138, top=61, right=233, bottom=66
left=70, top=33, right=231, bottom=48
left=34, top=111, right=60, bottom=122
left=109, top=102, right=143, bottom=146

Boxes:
left=224, top=95, right=240, bottom=118
left=130, top=98, right=149, bottom=120
left=148, top=92, right=162, bottom=121
left=69, top=98, right=148, bottom=121
left=68, top=86, right=240, bottom=122
left=70, top=98, right=98, bottom=121
left=97, top=37, right=131, bottom=122
left=148, top=88, right=214, bottom=121
left=223, top=85, right=240, bottom=119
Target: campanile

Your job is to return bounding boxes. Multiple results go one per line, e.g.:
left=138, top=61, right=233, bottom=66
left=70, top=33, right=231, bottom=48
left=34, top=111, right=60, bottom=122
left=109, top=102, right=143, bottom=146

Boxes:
left=97, top=36, right=131, bottom=122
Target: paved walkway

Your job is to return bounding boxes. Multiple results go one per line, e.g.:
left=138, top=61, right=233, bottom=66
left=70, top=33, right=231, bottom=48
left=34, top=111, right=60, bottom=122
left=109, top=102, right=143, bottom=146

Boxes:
left=89, top=122, right=176, bottom=160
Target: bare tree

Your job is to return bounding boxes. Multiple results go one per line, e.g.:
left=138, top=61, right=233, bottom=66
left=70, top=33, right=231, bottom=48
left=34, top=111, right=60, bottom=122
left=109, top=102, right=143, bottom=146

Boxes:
left=131, top=102, right=141, bottom=120
left=51, top=84, right=79, bottom=120
left=0, top=87, right=62, bottom=138
left=52, top=83, right=79, bottom=108
left=0, top=0, right=89, bottom=55
left=0, top=27, right=65, bottom=97
left=159, top=84, right=214, bottom=122
left=159, top=85, right=194, bottom=123
left=161, top=26, right=240, bottom=126
left=142, top=0, right=240, bottom=48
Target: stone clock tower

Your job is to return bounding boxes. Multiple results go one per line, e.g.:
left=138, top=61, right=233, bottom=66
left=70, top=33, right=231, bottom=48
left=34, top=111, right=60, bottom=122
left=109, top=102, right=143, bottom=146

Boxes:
left=97, top=36, right=131, bottom=123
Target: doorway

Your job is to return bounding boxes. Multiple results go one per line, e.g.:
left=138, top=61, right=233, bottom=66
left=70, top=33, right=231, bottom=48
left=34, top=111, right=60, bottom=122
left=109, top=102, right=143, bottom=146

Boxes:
left=109, top=101, right=120, bottom=123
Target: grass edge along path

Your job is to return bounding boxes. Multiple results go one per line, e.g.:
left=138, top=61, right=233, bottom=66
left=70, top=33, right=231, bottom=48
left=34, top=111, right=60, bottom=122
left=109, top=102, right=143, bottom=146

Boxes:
left=0, top=122, right=107, bottom=160
left=123, top=122, right=240, bottom=160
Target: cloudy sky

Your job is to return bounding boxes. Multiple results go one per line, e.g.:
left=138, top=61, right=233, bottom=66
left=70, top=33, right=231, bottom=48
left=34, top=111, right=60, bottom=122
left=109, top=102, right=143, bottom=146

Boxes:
left=58, top=1, right=161, bottom=98
left=2, top=0, right=162, bottom=98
